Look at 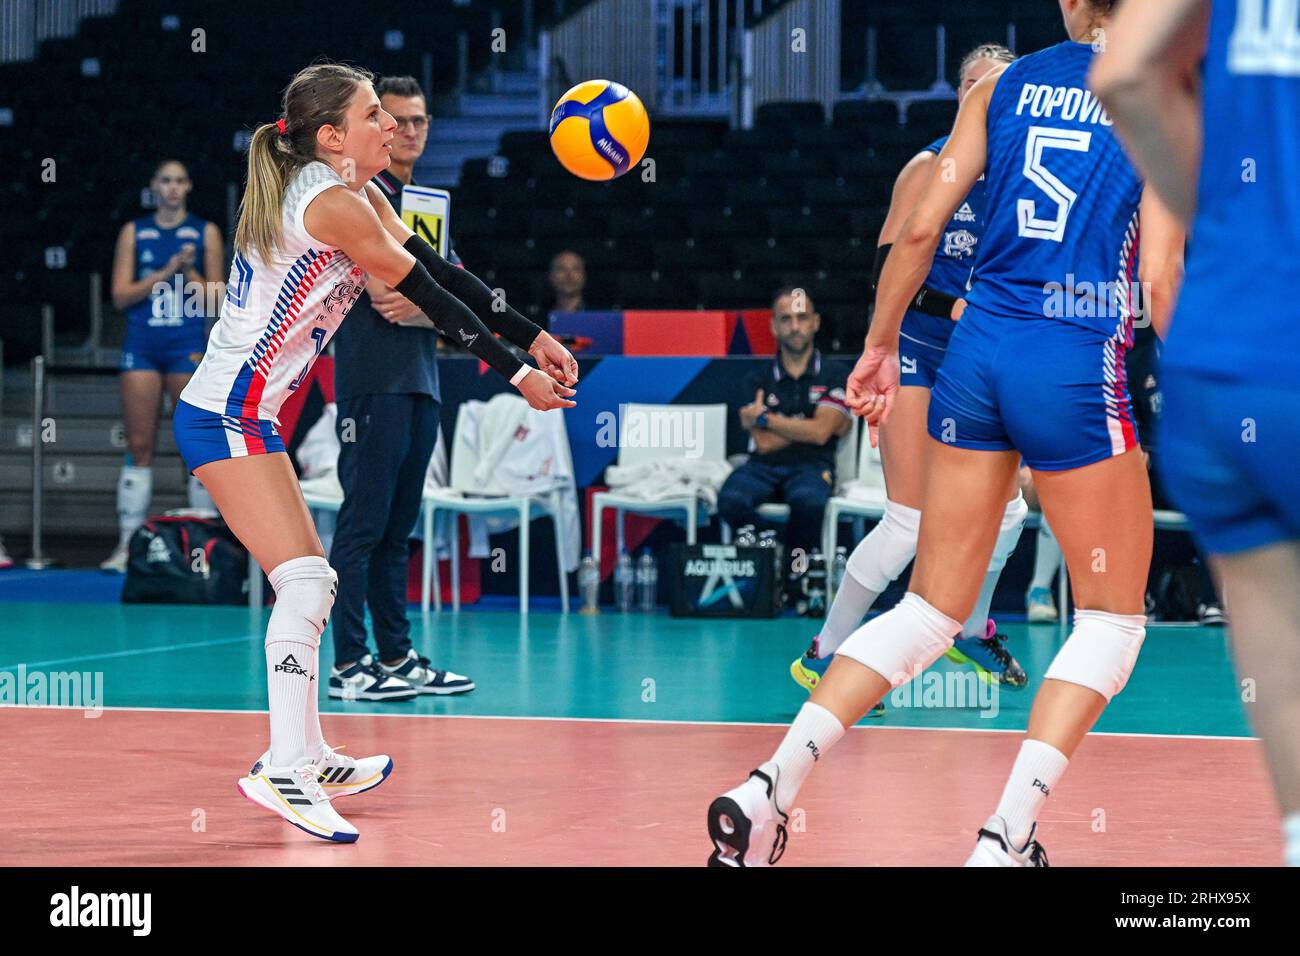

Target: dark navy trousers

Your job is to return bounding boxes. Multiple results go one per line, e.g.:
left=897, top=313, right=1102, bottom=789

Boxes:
left=717, top=458, right=833, bottom=565
left=330, top=393, right=440, bottom=665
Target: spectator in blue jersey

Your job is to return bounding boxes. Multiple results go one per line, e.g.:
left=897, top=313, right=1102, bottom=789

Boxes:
left=718, top=287, right=853, bottom=603
left=327, top=75, right=475, bottom=702
left=104, top=158, right=223, bottom=572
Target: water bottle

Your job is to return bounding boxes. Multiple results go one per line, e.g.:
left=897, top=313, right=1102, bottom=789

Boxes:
left=578, top=552, right=599, bottom=614
left=833, top=546, right=848, bottom=594
left=636, top=550, right=657, bottom=611
left=804, top=548, right=827, bottom=618
left=615, top=551, right=634, bottom=611
left=735, top=524, right=758, bottom=547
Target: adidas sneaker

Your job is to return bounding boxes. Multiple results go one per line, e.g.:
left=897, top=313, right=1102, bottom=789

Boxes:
left=237, top=758, right=358, bottom=843
left=329, top=654, right=417, bottom=701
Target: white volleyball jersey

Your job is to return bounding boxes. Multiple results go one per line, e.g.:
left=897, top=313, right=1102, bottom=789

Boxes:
left=181, top=161, right=367, bottom=424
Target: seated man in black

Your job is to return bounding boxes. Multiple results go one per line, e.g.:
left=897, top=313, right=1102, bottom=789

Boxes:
left=718, top=288, right=852, bottom=593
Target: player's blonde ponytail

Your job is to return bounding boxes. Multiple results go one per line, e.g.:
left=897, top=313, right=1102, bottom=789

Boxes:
left=234, top=61, right=375, bottom=264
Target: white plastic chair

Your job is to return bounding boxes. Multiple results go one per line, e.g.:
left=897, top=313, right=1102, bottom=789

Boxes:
left=420, top=398, right=572, bottom=616
left=590, top=403, right=728, bottom=577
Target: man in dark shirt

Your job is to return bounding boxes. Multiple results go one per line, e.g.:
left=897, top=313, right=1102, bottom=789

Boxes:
left=718, top=288, right=852, bottom=584
left=328, top=76, right=474, bottom=701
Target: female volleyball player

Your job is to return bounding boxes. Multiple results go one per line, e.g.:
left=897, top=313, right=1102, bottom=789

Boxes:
left=103, top=159, right=223, bottom=572
left=177, top=62, right=578, bottom=842
left=1094, top=0, right=1300, bottom=867
left=791, top=43, right=1029, bottom=703
left=707, top=0, right=1186, bottom=866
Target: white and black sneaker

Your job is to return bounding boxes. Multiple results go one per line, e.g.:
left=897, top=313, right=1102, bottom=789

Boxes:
left=314, top=744, right=393, bottom=798
left=378, top=649, right=475, bottom=695
left=237, top=757, right=359, bottom=843
left=965, top=815, right=1050, bottom=867
left=706, top=765, right=790, bottom=867
left=329, top=654, right=417, bottom=701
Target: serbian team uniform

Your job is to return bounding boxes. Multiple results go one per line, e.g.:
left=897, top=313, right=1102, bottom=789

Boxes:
left=175, top=162, right=367, bottom=472
left=928, top=40, right=1143, bottom=470
left=120, top=213, right=211, bottom=374
left=1159, top=0, right=1300, bottom=554
left=899, top=136, right=985, bottom=389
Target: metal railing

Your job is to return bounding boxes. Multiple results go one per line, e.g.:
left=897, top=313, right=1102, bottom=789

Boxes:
left=1, top=0, right=118, bottom=63
left=738, top=0, right=841, bottom=126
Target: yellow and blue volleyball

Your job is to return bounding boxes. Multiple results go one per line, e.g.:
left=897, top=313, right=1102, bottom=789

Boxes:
left=548, top=80, right=650, bottom=181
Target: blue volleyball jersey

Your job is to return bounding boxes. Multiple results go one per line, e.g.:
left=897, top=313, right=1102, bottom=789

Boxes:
left=966, top=41, right=1143, bottom=336
left=922, top=136, right=985, bottom=297
left=899, top=137, right=986, bottom=347
left=126, top=214, right=209, bottom=343
left=1164, top=0, right=1300, bottom=379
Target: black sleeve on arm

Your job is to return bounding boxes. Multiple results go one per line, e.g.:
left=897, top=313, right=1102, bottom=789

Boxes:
left=403, top=234, right=542, bottom=350
left=393, top=261, right=528, bottom=383
left=911, top=284, right=960, bottom=320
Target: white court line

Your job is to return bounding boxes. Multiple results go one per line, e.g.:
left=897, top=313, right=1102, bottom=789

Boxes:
left=0, top=703, right=1258, bottom=742
left=0, top=634, right=260, bottom=671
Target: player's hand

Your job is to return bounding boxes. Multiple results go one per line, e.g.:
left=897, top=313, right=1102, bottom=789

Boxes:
left=528, top=332, right=579, bottom=387
left=371, top=290, right=424, bottom=325
left=739, top=389, right=766, bottom=430
left=951, top=297, right=967, bottom=321
left=177, top=243, right=197, bottom=268
left=846, top=344, right=900, bottom=447
left=516, top=367, right=577, bottom=411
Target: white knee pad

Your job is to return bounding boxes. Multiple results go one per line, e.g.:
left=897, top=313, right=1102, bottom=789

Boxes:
left=846, top=499, right=921, bottom=593
left=836, top=592, right=962, bottom=687
left=1044, top=609, right=1146, bottom=702
left=989, top=493, right=1029, bottom=573
left=266, top=556, right=337, bottom=648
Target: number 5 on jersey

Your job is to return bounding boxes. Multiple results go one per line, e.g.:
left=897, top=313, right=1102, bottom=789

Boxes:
left=1017, top=126, right=1092, bottom=243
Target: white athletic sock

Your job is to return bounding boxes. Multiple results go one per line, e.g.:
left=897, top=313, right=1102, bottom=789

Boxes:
left=187, top=474, right=216, bottom=513
left=265, top=556, right=334, bottom=767
left=116, top=464, right=153, bottom=548
left=994, top=738, right=1070, bottom=849
left=818, top=573, right=880, bottom=658
left=819, top=500, right=921, bottom=657
left=1031, top=520, right=1061, bottom=592
left=1284, top=813, right=1300, bottom=867
left=764, top=702, right=845, bottom=812
left=961, top=570, right=1000, bottom=640
left=304, top=642, right=325, bottom=761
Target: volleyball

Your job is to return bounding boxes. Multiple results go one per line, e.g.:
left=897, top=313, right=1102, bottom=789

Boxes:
left=548, top=80, right=650, bottom=181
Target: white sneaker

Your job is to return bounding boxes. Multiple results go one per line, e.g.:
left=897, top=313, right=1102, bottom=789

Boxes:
left=378, top=649, right=475, bottom=695
left=1025, top=586, right=1058, bottom=624
left=237, top=757, right=359, bottom=843
left=706, top=765, right=790, bottom=867
left=100, top=542, right=129, bottom=574
left=315, top=744, right=393, bottom=798
left=329, top=654, right=418, bottom=701
left=965, top=815, right=1049, bottom=867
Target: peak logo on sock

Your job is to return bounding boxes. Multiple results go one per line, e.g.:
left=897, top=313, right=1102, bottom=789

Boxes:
left=1031, top=778, right=1051, bottom=796
left=805, top=740, right=821, bottom=762
left=275, top=654, right=308, bottom=677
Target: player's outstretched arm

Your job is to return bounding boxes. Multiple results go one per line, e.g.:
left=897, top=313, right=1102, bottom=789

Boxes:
left=306, top=186, right=575, bottom=411
left=364, top=183, right=579, bottom=387
left=1090, top=0, right=1209, bottom=224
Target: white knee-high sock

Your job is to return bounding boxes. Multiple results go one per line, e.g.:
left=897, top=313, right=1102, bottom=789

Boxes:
left=304, top=642, right=325, bottom=761
left=961, top=495, right=1028, bottom=638
left=265, top=556, right=336, bottom=767
left=1285, top=813, right=1300, bottom=867
left=763, top=702, right=846, bottom=812
left=1031, top=519, right=1062, bottom=592
left=818, top=499, right=921, bottom=657
left=994, top=738, right=1070, bottom=849
left=117, top=464, right=153, bottom=547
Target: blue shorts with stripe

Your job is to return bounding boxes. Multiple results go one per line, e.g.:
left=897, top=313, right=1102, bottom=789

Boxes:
left=899, top=310, right=955, bottom=389
left=173, top=399, right=285, bottom=474
left=120, top=333, right=204, bottom=375
left=926, top=305, right=1139, bottom=471
left=1158, top=369, right=1300, bottom=555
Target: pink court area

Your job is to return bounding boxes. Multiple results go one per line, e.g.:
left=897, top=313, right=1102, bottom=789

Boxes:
left=0, top=707, right=1281, bottom=866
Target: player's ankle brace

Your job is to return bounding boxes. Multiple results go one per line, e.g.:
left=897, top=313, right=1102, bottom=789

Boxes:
left=836, top=592, right=962, bottom=686
left=1043, top=609, right=1146, bottom=701
left=266, top=556, right=337, bottom=649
